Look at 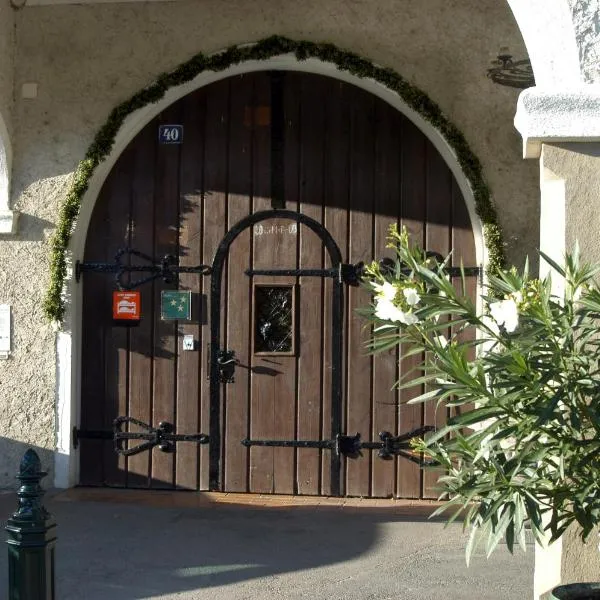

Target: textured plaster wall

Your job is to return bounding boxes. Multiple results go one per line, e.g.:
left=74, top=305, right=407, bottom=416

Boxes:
left=542, top=143, right=600, bottom=265
left=540, top=142, right=600, bottom=588
left=0, top=0, right=538, bottom=488
left=568, top=0, right=600, bottom=83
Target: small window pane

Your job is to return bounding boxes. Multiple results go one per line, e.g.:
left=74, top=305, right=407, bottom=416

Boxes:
left=254, top=286, right=294, bottom=353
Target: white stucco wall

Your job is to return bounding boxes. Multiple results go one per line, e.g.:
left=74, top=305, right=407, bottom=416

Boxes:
left=0, top=0, right=538, bottom=488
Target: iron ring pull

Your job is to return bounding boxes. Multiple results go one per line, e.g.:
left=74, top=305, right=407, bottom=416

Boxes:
left=113, top=417, right=209, bottom=457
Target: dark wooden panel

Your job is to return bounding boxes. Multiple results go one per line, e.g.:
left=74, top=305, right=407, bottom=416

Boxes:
left=296, top=74, right=326, bottom=496
left=250, top=72, right=298, bottom=495
left=423, top=141, right=453, bottom=498
left=322, top=79, right=350, bottom=496
left=224, top=75, right=253, bottom=492
left=80, top=167, right=110, bottom=486
left=202, top=80, right=230, bottom=490
left=371, top=101, right=401, bottom=498
left=127, top=122, right=156, bottom=488
left=451, top=178, right=477, bottom=471
left=80, top=71, right=479, bottom=502
left=175, top=92, right=205, bottom=490
left=345, top=87, right=375, bottom=498
left=102, top=146, right=134, bottom=487
left=151, top=103, right=181, bottom=488
left=397, top=119, right=427, bottom=499
left=249, top=71, right=275, bottom=494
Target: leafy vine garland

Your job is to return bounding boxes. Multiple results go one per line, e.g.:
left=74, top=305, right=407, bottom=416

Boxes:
left=43, top=35, right=505, bottom=323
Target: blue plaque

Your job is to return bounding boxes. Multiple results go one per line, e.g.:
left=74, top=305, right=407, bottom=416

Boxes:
left=158, top=125, right=183, bottom=144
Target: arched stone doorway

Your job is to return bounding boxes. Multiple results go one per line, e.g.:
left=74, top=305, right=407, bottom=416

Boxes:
left=77, top=70, right=477, bottom=498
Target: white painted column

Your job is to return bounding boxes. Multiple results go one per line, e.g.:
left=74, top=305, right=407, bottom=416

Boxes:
left=0, top=111, right=17, bottom=234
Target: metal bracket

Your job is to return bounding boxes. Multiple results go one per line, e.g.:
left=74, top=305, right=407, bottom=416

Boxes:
left=76, top=247, right=212, bottom=290
left=241, top=426, right=435, bottom=464
left=73, top=418, right=209, bottom=457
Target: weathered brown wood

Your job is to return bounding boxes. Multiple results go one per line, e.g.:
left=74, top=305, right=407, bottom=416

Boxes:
left=175, top=92, right=205, bottom=490
left=202, top=80, right=230, bottom=490
left=346, top=87, right=375, bottom=498
left=297, top=74, right=325, bottom=496
left=102, top=146, right=134, bottom=487
left=80, top=71, right=477, bottom=501
left=150, top=104, right=181, bottom=489
left=80, top=164, right=110, bottom=486
left=371, top=101, right=401, bottom=498
left=126, top=122, right=156, bottom=488
left=451, top=178, right=477, bottom=450
left=423, top=141, right=453, bottom=499
left=397, top=119, right=427, bottom=499
left=249, top=72, right=276, bottom=494
left=223, top=75, right=253, bottom=492
left=322, top=79, right=350, bottom=496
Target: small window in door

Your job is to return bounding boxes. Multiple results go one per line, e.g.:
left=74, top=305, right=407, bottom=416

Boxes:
left=253, top=284, right=295, bottom=355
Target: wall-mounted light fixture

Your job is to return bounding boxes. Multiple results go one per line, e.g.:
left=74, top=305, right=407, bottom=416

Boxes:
left=487, top=47, right=535, bottom=89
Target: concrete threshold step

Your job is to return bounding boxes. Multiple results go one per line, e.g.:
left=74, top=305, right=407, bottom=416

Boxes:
left=52, top=487, right=447, bottom=518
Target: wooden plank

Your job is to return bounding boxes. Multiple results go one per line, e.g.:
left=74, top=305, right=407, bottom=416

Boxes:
left=397, top=118, right=427, bottom=499
left=322, top=79, right=350, bottom=496
left=423, top=141, right=453, bottom=498
left=150, top=103, right=181, bottom=489
left=102, top=146, right=134, bottom=487
left=80, top=168, right=110, bottom=486
left=223, top=74, right=253, bottom=492
left=296, top=73, right=324, bottom=496
left=175, top=92, right=205, bottom=490
left=249, top=71, right=296, bottom=494
left=345, top=86, right=375, bottom=498
left=202, top=79, right=229, bottom=490
left=451, top=178, right=477, bottom=449
left=126, top=121, right=156, bottom=488
left=371, top=101, right=401, bottom=498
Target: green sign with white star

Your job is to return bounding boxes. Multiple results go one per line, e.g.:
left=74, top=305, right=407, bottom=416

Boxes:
left=161, top=290, right=192, bottom=321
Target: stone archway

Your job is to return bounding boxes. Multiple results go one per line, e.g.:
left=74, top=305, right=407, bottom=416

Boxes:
left=54, top=47, right=489, bottom=490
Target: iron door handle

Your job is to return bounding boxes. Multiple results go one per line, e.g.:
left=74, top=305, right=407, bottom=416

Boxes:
left=217, top=350, right=236, bottom=383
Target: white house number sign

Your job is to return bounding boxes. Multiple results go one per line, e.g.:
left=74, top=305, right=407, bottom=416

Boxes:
left=158, top=125, right=183, bottom=144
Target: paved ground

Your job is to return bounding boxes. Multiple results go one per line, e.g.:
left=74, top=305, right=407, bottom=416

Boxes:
left=0, top=489, right=533, bottom=599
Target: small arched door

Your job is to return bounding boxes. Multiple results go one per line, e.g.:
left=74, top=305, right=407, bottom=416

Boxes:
left=79, top=71, right=477, bottom=498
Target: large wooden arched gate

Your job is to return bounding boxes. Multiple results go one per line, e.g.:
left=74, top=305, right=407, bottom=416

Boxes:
left=76, top=71, right=478, bottom=498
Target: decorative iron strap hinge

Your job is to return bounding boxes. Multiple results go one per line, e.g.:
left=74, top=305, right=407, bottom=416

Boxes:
left=73, top=417, right=209, bottom=457
left=241, top=426, right=435, bottom=465
left=76, top=247, right=212, bottom=290
left=245, top=259, right=481, bottom=286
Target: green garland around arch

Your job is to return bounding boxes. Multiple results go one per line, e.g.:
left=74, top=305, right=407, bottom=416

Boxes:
left=43, top=35, right=505, bottom=323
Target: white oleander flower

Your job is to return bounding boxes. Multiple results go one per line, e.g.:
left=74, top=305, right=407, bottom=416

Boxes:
left=403, top=287, right=421, bottom=306
left=403, top=311, right=420, bottom=326
left=375, top=299, right=406, bottom=323
left=489, top=298, right=519, bottom=333
left=480, top=314, right=500, bottom=336
left=372, top=281, right=397, bottom=303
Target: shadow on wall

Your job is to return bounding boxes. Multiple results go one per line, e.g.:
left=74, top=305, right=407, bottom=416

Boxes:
left=0, top=438, right=54, bottom=490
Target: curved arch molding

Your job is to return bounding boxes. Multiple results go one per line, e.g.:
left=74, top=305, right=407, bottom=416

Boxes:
left=43, top=35, right=505, bottom=323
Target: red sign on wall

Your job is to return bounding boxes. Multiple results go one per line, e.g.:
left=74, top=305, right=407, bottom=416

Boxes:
left=113, top=291, right=141, bottom=321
